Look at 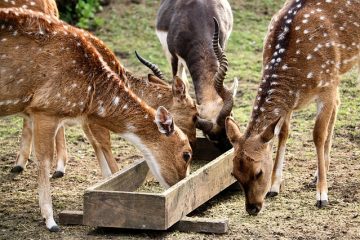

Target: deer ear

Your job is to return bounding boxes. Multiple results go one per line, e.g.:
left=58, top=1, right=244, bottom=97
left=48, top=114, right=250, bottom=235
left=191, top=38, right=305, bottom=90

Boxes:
left=155, top=106, right=175, bottom=136
left=260, top=117, right=281, bottom=143
left=172, top=76, right=186, bottom=100
left=225, top=117, right=242, bottom=146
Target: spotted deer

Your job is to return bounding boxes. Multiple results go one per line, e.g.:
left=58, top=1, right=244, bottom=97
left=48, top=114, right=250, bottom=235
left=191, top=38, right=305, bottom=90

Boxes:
left=0, top=0, right=67, bottom=177
left=156, top=0, right=236, bottom=151
left=225, top=0, right=360, bottom=215
left=12, top=37, right=197, bottom=179
left=0, top=8, right=192, bottom=231
left=1, top=0, right=197, bottom=179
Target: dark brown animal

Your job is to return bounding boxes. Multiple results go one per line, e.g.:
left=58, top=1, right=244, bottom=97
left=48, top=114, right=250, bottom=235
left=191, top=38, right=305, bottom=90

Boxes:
left=156, top=0, right=236, bottom=150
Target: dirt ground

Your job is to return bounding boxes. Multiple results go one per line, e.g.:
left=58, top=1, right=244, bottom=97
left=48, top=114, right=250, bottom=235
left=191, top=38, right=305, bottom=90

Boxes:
left=0, top=0, right=359, bottom=239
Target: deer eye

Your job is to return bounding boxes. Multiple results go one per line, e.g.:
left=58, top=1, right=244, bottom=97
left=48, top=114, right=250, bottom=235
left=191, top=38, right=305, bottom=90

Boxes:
left=182, top=152, right=191, bottom=163
left=255, top=170, right=263, bottom=180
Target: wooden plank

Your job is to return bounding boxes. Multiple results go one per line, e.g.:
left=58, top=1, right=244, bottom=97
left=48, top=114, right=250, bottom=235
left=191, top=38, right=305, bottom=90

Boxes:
left=172, top=217, right=228, bottom=234
left=59, top=211, right=228, bottom=234
left=83, top=191, right=166, bottom=230
left=89, top=159, right=149, bottom=192
left=82, top=138, right=235, bottom=230
left=59, top=210, right=83, bottom=225
left=164, top=149, right=235, bottom=228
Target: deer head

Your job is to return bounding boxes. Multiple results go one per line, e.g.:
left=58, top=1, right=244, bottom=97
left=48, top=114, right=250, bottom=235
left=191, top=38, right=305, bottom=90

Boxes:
left=225, top=117, right=282, bottom=215
left=196, top=18, right=236, bottom=151
left=134, top=51, right=198, bottom=147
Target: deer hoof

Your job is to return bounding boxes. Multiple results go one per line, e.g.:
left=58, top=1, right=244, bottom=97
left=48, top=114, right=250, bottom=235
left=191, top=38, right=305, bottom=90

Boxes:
left=316, top=200, right=328, bottom=208
left=10, top=165, right=24, bottom=174
left=266, top=191, right=278, bottom=198
left=49, top=225, right=60, bottom=232
left=52, top=171, right=64, bottom=179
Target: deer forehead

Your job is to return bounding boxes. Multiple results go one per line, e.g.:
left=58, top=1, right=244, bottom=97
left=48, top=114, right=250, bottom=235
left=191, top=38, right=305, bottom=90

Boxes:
left=174, top=125, right=189, bottom=145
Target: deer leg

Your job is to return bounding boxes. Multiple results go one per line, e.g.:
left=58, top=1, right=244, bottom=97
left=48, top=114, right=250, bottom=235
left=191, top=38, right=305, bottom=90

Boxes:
left=11, top=118, right=33, bottom=174
left=52, top=126, right=68, bottom=178
left=309, top=92, right=340, bottom=187
left=267, top=114, right=291, bottom=197
left=32, top=114, right=60, bottom=231
left=82, top=123, right=117, bottom=178
left=324, top=93, right=340, bottom=173
left=313, top=97, right=336, bottom=208
left=88, top=124, right=118, bottom=176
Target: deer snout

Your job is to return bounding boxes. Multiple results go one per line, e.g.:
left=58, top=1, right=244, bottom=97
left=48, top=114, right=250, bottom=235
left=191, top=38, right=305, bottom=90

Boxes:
left=246, top=203, right=262, bottom=216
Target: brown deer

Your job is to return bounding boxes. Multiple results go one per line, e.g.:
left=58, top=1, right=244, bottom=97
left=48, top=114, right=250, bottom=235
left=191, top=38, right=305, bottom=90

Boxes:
left=156, top=0, right=236, bottom=151
left=0, top=0, right=68, bottom=177
left=1, top=0, right=197, bottom=179
left=225, top=0, right=359, bottom=215
left=0, top=8, right=192, bottom=231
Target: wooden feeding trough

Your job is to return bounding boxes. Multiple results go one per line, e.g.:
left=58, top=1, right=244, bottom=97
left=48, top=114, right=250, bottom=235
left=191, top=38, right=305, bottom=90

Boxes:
left=60, top=138, right=237, bottom=234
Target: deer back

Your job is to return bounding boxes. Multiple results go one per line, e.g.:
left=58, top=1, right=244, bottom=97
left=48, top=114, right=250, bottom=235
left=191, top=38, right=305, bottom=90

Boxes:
left=0, top=0, right=58, bottom=17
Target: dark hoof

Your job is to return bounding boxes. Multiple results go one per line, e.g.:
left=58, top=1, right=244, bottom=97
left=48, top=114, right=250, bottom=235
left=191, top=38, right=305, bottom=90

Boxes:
left=49, top=225, right=60, bottom=232
left=10, top=166, right=24, bottom=174
left=52, top=171, right=64, bottom=179
left=316, top=200, right=328, bottom=208
left=266, top=191, right=279, bottom=198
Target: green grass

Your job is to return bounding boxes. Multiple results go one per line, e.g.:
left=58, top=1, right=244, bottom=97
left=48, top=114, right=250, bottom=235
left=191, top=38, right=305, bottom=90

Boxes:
left=0, top=0, right=359, bottom=239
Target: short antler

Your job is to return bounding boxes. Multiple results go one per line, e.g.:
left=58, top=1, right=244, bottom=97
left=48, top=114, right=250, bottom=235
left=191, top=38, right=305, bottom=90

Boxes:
left=135, top=51, right=165, bottom=80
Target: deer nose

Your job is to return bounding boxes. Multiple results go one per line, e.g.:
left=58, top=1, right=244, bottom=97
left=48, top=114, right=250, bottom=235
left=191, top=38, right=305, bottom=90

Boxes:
left=246, top=204, right=261, bottom=216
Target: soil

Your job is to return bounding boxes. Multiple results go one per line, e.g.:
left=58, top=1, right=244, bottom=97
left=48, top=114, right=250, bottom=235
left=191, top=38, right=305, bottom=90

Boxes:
left=1, top=0, right=360, bottom=239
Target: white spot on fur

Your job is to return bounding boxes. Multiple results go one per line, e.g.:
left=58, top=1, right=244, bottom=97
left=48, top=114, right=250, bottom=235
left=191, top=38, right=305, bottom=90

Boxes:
left=113, top=96, right=120, bottom=105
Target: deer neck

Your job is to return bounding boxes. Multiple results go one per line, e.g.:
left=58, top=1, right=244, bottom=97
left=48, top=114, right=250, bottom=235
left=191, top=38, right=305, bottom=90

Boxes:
left=187, top=44, right=220, bottom=104
left=245, top=72, right=294, bottom=137
left=186, top=45, right=223, bottom=123
left=245, top=0, right=306, bottom=137
left=125, top=72, right=174, bottom=108
left=87, top=77, right=172, bottom=187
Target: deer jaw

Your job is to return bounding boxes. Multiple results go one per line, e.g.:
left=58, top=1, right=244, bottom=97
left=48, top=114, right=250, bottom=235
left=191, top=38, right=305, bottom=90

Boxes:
left=123, top=124, right=191, bottom=188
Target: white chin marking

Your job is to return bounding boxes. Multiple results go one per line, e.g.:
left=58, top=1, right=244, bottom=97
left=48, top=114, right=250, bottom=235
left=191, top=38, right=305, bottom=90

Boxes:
left=121, top=133, right=170, bottom=188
